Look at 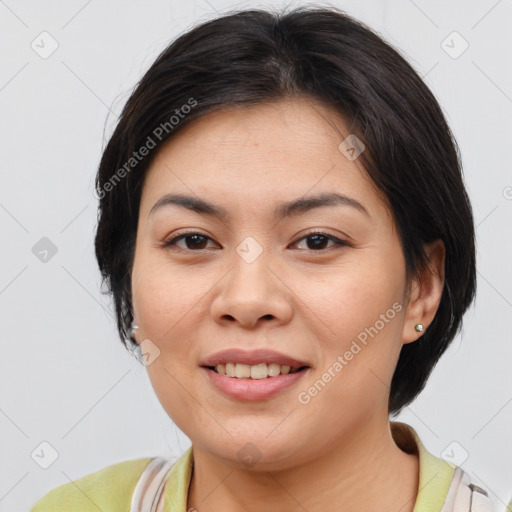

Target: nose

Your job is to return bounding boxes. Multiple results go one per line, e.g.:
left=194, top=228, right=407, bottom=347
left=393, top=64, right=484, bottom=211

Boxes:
left=210, top=250, right=294, bottom=330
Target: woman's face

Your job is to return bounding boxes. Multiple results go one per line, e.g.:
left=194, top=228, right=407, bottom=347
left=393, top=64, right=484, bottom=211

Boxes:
left=131, top=97, right=423, bottom=469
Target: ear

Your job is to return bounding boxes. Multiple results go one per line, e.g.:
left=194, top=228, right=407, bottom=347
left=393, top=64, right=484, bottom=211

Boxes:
left=402, top=239, right=445, bottom=344
left=131, top=312, right=140, bottom=345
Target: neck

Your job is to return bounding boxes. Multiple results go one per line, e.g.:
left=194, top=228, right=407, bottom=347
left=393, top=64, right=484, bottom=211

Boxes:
left=187, top=419, right=419, bottom=512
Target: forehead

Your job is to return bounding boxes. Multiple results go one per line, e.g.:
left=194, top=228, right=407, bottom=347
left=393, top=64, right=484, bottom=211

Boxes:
left=139, top=97, right=387, bottom=219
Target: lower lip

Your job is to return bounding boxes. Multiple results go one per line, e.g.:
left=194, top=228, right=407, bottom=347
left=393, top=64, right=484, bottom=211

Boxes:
left=202, top=367, right=309, bottom=401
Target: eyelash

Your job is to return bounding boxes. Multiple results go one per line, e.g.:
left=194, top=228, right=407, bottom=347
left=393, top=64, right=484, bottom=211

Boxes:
left=162, top=230, right=349, bottom=253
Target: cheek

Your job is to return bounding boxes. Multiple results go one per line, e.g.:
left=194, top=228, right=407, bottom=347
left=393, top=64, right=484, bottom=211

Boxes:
left=295, top=256, right=405, bottom=392
left=132, top=255, right=213, bottom=346
left=295, top=255, right=403, bottom=334
left=145, top=362, right=201, bottom=442
left=133, top=260, right=206, bottom=430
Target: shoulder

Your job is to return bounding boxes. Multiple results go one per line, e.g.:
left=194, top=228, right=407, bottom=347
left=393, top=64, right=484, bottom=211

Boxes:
left=391, top=422, right=502, bottom=512
left=30, top=457, right=153, bottom=512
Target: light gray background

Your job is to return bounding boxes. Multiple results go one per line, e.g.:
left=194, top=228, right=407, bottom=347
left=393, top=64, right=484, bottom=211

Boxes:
left=1, top=0, right=511, bottom=510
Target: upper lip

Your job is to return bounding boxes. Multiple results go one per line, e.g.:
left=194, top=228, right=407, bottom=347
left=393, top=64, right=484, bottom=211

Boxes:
left=201, top=348, right=311, bottom=369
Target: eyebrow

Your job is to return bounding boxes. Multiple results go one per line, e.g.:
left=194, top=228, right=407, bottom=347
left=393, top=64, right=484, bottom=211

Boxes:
left=149, top=192, right=370, bottom=220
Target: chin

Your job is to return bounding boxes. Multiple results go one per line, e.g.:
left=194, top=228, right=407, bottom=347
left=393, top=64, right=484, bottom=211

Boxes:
left=196, top=431, right=311, bottom=472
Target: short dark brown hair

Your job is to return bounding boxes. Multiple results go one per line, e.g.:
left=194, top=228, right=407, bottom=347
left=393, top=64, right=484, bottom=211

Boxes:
left=94, top=6, right=476, bottom=415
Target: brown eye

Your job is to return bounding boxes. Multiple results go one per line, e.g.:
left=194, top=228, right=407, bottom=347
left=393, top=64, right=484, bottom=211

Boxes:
left=163, top=233, right=217, bottom=251
left=293, top=232, right=348, bottom=251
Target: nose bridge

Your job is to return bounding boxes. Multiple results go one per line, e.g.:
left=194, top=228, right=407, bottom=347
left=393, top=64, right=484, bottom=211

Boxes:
left=210, top=239, right=293, bottom=328
left=229, top=244, right=272, bottom=297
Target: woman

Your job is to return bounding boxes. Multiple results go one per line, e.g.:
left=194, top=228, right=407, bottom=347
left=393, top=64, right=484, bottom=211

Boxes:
left=30, top=5, right=501, bottom=512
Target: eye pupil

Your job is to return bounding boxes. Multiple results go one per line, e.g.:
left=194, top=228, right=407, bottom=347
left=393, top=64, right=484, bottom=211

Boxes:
left=307, top=234, right=328, bottom=250
left=186, top=234, right=207, bottom=249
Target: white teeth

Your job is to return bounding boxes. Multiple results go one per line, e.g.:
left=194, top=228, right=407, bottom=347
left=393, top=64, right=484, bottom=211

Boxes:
left=225, top=363, right=236, bottom=377
left=267, top=363, right=281, bottom=376
left=250, top=363, right=267, bottom=380
left=235, top=364, right=251, bottom=378
left=213, top=362, right=301, bottom=378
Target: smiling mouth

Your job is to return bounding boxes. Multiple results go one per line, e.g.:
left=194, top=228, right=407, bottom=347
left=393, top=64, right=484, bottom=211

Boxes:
left=206, top=363, right=310, bottom=379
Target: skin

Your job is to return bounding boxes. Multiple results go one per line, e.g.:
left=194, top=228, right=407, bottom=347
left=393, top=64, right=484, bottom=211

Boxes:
left=131, top=96, right=445, bottom=512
